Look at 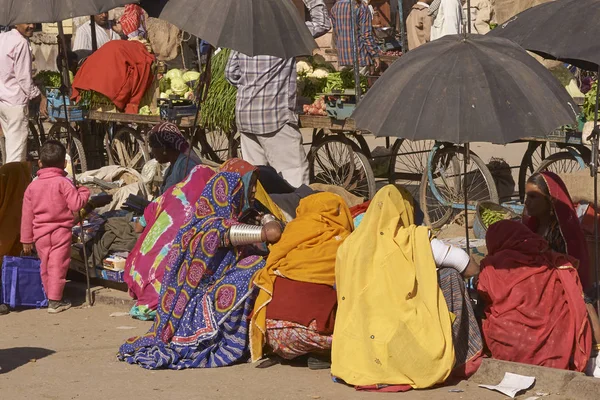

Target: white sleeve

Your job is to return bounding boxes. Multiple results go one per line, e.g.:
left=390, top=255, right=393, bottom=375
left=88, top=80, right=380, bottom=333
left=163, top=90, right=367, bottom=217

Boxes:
left=430, top=238, right=470, bottom=273
left=72, top=25, right=91, bottom=51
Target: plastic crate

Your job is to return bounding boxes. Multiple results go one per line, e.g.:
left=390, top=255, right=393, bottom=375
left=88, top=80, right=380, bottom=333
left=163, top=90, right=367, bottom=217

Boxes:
left=46, top=88, right=88, bottom=122
left=158, top=98, right=197, bottom=121
left=323, top=93, right=356, bottom=120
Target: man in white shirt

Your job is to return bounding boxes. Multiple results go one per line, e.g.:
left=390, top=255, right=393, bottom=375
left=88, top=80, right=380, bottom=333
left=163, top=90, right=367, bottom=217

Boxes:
left=429, top=0, right=462, bottom=40
left=72, top=12, right=121, bottom=52
left=0, top=24, right=40, bottom=163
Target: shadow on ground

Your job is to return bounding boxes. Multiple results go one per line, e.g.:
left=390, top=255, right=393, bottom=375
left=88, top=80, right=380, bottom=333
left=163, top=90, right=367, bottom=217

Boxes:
left=0, top=347, right=55, bottom=374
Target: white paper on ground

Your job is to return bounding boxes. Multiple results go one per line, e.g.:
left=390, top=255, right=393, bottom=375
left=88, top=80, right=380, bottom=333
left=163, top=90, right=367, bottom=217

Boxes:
left=479, top=372, right=536, bottom=398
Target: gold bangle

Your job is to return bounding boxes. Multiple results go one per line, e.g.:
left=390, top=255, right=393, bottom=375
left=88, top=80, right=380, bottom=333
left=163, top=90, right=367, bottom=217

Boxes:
left=594, top=344, right=600, bottom=351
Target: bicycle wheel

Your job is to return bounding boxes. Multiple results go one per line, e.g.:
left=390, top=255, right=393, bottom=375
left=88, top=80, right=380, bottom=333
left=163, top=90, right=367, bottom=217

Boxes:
left=389, top=138, right=434, bottom=199
left=198, top=129, right=230, bottom=163
left=47, top=122, right=88, bottom=174
left=309, top=135, right=376, bottom=200
left=106, top=126, right=149, bottom=170
left=534, top=151, right=590, bottom=176
left=420, top=146, right=499, bottom=229
left=228, top=131, right=242, bottom=159
left=27, top=120, right=42, bottom=161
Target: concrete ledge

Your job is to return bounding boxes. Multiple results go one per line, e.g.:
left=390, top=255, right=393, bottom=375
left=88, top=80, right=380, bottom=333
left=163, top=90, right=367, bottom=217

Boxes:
left=65, top=281, right=135, bottom=311
left=564, top=375, right=600, bottom=400
left=470, top=359, right=587, bottom=397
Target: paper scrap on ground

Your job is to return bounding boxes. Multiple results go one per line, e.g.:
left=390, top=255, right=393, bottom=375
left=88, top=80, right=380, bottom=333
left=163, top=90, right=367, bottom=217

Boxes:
left=116, top=326, right=137, bottom=330
left=479, top=372, right=535, bottom=398
left=110, top=312, right=130, bottom=317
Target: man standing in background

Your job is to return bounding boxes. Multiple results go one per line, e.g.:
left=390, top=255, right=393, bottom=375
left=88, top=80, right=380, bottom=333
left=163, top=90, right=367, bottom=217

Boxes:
left=72, top=12, right=121, bottom=52
left=331, top=0, right=381, bottom=72
left=0, top=23, right=40, bottom=163
left=406, top=0, right=433, bottom=50
left=303, top=0, right=332, bottom=38
left=429, top=0, right=462, bottom=40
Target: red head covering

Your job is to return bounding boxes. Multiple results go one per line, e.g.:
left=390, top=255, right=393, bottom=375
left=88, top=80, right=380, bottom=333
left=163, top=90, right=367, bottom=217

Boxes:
left=524, top=171, right=590, bottom=290
left=120, top=4, right=145, bottom=37
left=480, top=220, right=592, bottom=372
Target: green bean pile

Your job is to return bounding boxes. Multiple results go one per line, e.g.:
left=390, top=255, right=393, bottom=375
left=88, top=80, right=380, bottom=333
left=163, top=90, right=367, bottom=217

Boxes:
left=481, top=208, right=506, bottom=228
left=200, top=49, right=237, bottom=132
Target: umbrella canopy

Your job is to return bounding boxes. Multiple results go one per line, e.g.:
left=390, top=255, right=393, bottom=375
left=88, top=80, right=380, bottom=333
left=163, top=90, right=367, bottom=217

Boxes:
left=488, top=0, right=600, bottom=71
left=0, top=0, right=137, bottom=26
left=154, top=0, right=317, bottom=59
left=352, top=34, right=578, bottom=144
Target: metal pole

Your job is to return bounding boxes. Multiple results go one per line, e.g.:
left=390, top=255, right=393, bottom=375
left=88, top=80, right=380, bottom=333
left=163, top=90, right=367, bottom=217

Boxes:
left=58, top=21, right=93, bottom=307
left=397, top=0, right=406, bottom=53
left=349, top=1, right=362, bottom=103
left=90, top=16, right=98, bottom=52
left=467, top=0, right=472, bottom=34
left=593, top=67, right=600, bottom=312
left=464, top=143, right=470, bottom=255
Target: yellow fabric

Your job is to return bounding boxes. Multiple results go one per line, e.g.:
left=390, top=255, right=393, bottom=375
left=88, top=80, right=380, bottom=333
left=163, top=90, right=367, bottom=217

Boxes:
left=250, top=192, right=354, bottom=362
left=255, top=181, right=285, bottom=223
left=331, top=185, right=455, bottom=388
left=0, top=162, right=31, bottom=265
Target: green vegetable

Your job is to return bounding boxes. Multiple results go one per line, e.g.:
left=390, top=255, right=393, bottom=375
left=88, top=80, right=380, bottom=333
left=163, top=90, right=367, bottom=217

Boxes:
left=159, top=77, right=171, bottom=93
left=170, top=77, right=189, bottom=96
left=34, top=70, right=63, bottom=89
left=200, top=48, right=237, bottom=132
left=165, top=69, right=183, bottom=80
left=78, top=90, right=114, bottom=109
left=583, top=80, right=598, bottom=122
left=481, top=207, right=506, bottom=228
left=183, top=70, right=201, bottom=83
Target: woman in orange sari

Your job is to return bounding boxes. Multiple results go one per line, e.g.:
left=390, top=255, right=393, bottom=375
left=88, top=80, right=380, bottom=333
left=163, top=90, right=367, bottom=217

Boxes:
left=478, top=220, right=592, bottom=371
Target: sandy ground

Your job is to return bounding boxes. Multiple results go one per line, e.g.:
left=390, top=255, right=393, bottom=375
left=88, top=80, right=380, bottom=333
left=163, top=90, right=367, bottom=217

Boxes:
left=0, top=298, right=532, bottom=400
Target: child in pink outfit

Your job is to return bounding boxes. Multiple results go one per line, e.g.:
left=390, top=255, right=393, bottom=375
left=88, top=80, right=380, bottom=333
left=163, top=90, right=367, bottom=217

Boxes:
left=21, top=140, right=90, bottom=314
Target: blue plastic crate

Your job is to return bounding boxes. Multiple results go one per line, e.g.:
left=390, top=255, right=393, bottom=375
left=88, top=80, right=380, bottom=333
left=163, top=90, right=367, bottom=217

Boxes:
left=323, top=93, right=356, bottom=120
left=46, top=88, right=87, bottom=122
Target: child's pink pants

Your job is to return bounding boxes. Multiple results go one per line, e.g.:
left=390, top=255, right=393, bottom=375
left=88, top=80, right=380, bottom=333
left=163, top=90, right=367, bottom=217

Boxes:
left=36, top=228, right=71, bottom=301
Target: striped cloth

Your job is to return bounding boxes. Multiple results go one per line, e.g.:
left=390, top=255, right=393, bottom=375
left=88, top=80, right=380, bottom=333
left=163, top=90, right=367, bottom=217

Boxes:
left=331, top=0, right=381, bottom=67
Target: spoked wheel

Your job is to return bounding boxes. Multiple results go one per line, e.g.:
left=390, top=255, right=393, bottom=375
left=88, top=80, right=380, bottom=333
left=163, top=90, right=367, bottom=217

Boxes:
left=518, top=142, right=590, bottom=201
left=27, top=120, right=42, bottom=162
left=198, top=128, right=231, bottom=163
left=309, top=135, right=376, bottom=200
left=535, top=150, right=590, bottom=175
left=420, top=146, right=499, bottom=229
left=47, top=122, right=88, bottom=174
left=389, top=139, right=434, bottom=200
left=228, top=131, right=242, bottom=159
left=106, top=126, right=149, bottom=170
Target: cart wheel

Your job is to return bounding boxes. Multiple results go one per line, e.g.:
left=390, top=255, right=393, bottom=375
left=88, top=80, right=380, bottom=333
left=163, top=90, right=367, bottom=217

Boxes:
left=27, top=120, right=42, bottom=162
left=198, top=129, right=230, bottom=163
left=420, top=146, right=499, bottom=229
left=534, top=150, right=589, bottom=176
left=228, top=131, right=242, bottom=160
left=106, top=126, right=149, bottom=170
left=519, top=143, right=590, bottom=201
left=47, top=122, right=88, bottom=174
left=309, top=135, right=376, bottom=200
left=389, top=138, right=434, bottom=200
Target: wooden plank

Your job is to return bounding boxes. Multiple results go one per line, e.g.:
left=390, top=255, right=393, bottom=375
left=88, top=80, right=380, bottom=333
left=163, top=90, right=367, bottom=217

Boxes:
left=298, top=115, right=358, bottom=131
left=87, top=110, right=161, bottom=125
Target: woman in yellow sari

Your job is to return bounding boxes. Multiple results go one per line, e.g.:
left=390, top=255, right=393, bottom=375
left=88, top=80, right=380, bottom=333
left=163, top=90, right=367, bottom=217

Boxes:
left=332, top=185, right=482, bottom=391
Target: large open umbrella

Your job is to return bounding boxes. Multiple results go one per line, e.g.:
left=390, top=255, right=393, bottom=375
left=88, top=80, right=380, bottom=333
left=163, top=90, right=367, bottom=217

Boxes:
left=0, top=0, right=137, bottom=25
left=146, top=0, right=317, bottom=59
left=352, top=34, right=578, bottom=249
left=489, top=0, right=600, bottom=309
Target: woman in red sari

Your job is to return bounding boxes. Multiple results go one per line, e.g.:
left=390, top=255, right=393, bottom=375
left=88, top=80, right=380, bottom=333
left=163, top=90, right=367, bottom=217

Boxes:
left=478, top=220, right=592, bottom=371
left=524, top=171, right=590, bottom=290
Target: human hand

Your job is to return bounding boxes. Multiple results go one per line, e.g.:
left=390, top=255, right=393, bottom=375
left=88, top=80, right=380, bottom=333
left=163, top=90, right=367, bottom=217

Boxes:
left=22, top=243, right=34, bottom=255
left=373, top=57, right=381, bottom=72
left=261, top=221, right=282, bottom=244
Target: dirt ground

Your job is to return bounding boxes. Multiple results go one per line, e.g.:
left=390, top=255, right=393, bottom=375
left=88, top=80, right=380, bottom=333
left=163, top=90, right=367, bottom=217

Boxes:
left=0, top=295, right=530, bottom=400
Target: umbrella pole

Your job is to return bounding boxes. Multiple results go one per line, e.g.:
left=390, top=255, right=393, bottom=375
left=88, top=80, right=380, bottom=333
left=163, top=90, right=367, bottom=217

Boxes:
left=466, top=0, right=472, bottom=34
left=58, top=21, right=93, bottom=307
left=464, top=143, right=470, bottom=255
left=349, top=1, right=362, bottom=102
left=90, top=16, right=98, bottom=53
left=397, top=0, right=406, bottom=53
left=593, top=68, right=600, bottom=313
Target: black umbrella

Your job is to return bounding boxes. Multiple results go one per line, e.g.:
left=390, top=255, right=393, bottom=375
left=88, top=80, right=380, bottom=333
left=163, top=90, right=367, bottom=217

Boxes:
left=489, top=0, right=600, bottom=310
left=488, top=0, right=600, bottom=71
left=352, top=34, right=578, bottom=250
left=150, top=0, right=317, bottom=59
left=353, top=34, right=578, bottom=143
left=0, top=0, right=137, bottom=25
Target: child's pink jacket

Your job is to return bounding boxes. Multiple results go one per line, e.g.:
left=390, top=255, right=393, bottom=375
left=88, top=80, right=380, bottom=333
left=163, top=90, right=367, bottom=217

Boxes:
left=21, top=168, right=91, bottom=243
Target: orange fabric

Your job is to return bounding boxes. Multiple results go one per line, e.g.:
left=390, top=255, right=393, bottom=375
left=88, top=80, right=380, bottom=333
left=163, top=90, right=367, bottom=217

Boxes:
left=249, top=192, right=354, bottom=361
left=478, top=220, right=591, bottom=372
left=72, top=40, right=155, bottom=114
left=0, top=162, right=31, bottom=264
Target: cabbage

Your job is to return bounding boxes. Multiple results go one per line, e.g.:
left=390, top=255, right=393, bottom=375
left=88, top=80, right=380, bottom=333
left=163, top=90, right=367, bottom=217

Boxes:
left=183, top=70, right=201, bottom=82
left=170, top=77, right=189, bottom=95
left=139, top=105, right=152, bottom=115
left=159, top=92, right=169, bottom=99
left=165, top=69, right=183, bottom=80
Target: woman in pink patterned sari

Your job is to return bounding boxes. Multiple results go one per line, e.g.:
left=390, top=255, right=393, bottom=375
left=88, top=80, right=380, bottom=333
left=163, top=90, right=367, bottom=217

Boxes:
left=124, top=165, right=215, bottom=319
